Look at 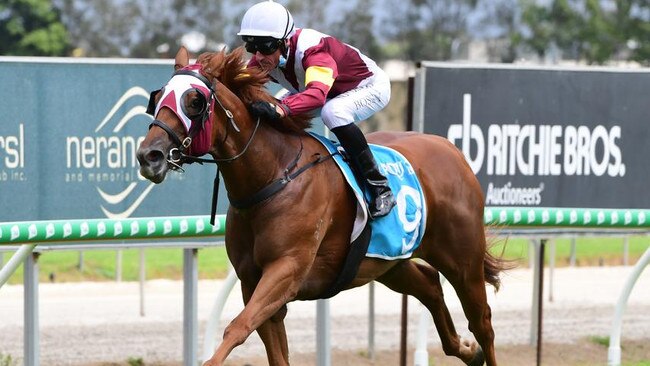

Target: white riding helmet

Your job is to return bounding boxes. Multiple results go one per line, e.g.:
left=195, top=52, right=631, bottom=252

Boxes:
left=238, top=1, right=295, bottom=40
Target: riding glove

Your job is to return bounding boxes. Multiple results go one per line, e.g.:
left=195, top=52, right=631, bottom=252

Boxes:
left=249, top=101, right=281, bottom=122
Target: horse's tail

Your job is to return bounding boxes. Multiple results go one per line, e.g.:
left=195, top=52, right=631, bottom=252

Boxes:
left=483, top=227, right=518, bottom=292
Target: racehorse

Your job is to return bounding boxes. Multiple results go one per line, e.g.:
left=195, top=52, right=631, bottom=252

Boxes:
left=136, top=46, right=508, bottom=366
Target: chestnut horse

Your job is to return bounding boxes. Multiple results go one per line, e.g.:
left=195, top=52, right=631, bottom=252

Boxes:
left=136, top=47, right=506, bottom=366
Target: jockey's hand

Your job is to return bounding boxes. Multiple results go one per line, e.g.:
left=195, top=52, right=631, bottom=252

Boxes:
left=249, top=101, right=282, bottom=122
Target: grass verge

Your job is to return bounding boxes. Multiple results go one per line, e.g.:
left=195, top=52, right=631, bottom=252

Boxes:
left=0, top=235, right=647, bottom=284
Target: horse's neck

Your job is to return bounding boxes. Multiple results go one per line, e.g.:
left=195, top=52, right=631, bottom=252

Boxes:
left=215, top=114, right=301, bottom=203
left=209, top=82, right=306, bottom=203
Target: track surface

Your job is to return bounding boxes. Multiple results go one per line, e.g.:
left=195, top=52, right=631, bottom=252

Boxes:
left=1, top=266, right=649, bottom=365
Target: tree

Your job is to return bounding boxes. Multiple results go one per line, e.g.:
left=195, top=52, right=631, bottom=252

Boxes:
left=473, top=0, right=520, bottom=62
left=286, top=0, right=329, bottom=30
left=0, top=0, right=70, bottom=56
left=328, top=0, right=383, bottom=61
left=612, top=0, right=650, bottom=64
left=53, top=0, right=225, bottom=58
left=380, top=0, right=478, bottom=62
left=517, top=0, right=555, bottom=59
left=517, top=0, right=650, bottom=65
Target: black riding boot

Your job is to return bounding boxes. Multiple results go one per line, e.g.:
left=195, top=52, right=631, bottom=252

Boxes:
left=332, top=124, right=396, bottom=219
left=352, top=148, right=396, bottom=218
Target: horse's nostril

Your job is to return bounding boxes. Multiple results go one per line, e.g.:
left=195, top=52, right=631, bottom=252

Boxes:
left=146, top=149, right=165, bottom=163
left=137, top=148, right=165, bottom=167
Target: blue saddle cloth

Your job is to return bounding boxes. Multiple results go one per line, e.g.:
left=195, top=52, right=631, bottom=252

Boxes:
left=310, top=133, right=427, bottom=260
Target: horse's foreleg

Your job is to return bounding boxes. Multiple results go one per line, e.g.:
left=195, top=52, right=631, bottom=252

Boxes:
left=203, top=258, right=306, bottom=366
left=376, top=260, right=481, bottom=365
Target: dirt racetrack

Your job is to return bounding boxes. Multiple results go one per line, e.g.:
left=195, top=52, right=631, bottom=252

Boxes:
left=1, top=266, right=649, bottom=365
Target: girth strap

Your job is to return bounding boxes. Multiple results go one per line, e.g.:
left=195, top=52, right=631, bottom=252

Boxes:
left=320, top=221, right=372, bottom=299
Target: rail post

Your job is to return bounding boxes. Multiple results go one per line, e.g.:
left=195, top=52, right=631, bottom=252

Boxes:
left=201, top=266, right=238, bottom=363
left=607, top=247, right=650, bottom=366
left=183, top=248, right=199, bottom=366
left=24, top=252, right=40, bottom=366
left=368, top=281, right=375, bottom=361
left=316, top=299, right=331, bottom=366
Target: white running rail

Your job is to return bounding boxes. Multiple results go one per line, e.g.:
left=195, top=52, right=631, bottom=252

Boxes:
left=0, top=244, right=36, bottom=288
left=607, top=247, right=650, bottom=366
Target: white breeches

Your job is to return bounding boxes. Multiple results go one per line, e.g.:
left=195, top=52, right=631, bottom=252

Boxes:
left=320, top=68, right=391, bottom=129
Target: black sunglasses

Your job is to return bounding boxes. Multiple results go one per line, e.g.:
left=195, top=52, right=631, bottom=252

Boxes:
left=244, top=39, right=280, bottom=55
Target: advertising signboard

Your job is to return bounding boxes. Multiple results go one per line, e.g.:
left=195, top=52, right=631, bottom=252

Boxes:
left=414, top=63, right=649, bottom=209
left=0, top=57, right=322, bottom=221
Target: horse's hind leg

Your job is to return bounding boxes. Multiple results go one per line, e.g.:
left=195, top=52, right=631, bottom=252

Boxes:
left=376, top=260, right=482, bottom=364
left=444, top=266, right=496, bottom=366
left=255, top=305, right=290, bottom=365
left=433, top=229, right=498, bottom=366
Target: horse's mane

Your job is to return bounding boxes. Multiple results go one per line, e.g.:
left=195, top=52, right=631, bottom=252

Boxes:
left=196, top=47, right=313, bottom=134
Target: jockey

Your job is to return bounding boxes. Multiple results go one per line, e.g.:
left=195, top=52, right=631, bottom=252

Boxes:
left=238, top=0, right=396, bottom=219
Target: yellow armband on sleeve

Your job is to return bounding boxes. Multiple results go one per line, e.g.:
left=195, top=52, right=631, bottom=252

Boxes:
left=305, top=66, right=335, bottom=87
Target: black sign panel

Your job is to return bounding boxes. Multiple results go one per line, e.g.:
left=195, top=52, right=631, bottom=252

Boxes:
left=416, top=63, right=649, bottom=209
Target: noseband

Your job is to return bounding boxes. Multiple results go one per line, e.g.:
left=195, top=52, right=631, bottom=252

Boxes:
left=148, top=119, right=192, bottom=170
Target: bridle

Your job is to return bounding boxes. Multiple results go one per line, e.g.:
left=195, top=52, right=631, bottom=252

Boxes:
left=146, top=69, right=260, bottom=170
left=146, top=68, right=263, bottom=224
left=145, top=67, right=335, bottom=224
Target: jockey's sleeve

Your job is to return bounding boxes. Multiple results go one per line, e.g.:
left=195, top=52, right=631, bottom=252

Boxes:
left=281, top=51, right=337, bottom=115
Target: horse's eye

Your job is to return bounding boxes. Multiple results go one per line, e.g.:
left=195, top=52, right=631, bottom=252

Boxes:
left=189, top=96, right=206, bottom=113
left=181, top=89, right=207, bottom=119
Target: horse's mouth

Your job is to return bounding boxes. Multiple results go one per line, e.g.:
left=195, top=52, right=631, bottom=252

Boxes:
left=139, top=166, right=167, bottom=184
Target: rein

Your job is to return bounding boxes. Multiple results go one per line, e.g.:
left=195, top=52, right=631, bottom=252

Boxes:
left=155, top=117, right=261, bottom=168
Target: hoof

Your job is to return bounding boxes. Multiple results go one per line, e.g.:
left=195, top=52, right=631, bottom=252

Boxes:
left=466, top=345, right=484, bottom=366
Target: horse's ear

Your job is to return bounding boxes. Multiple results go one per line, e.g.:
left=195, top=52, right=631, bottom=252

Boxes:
left=175, top=46, right=190, bottom=70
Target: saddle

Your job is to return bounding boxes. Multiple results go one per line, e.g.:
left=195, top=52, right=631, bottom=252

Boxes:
left=310, top=133, right=427, bottom=297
